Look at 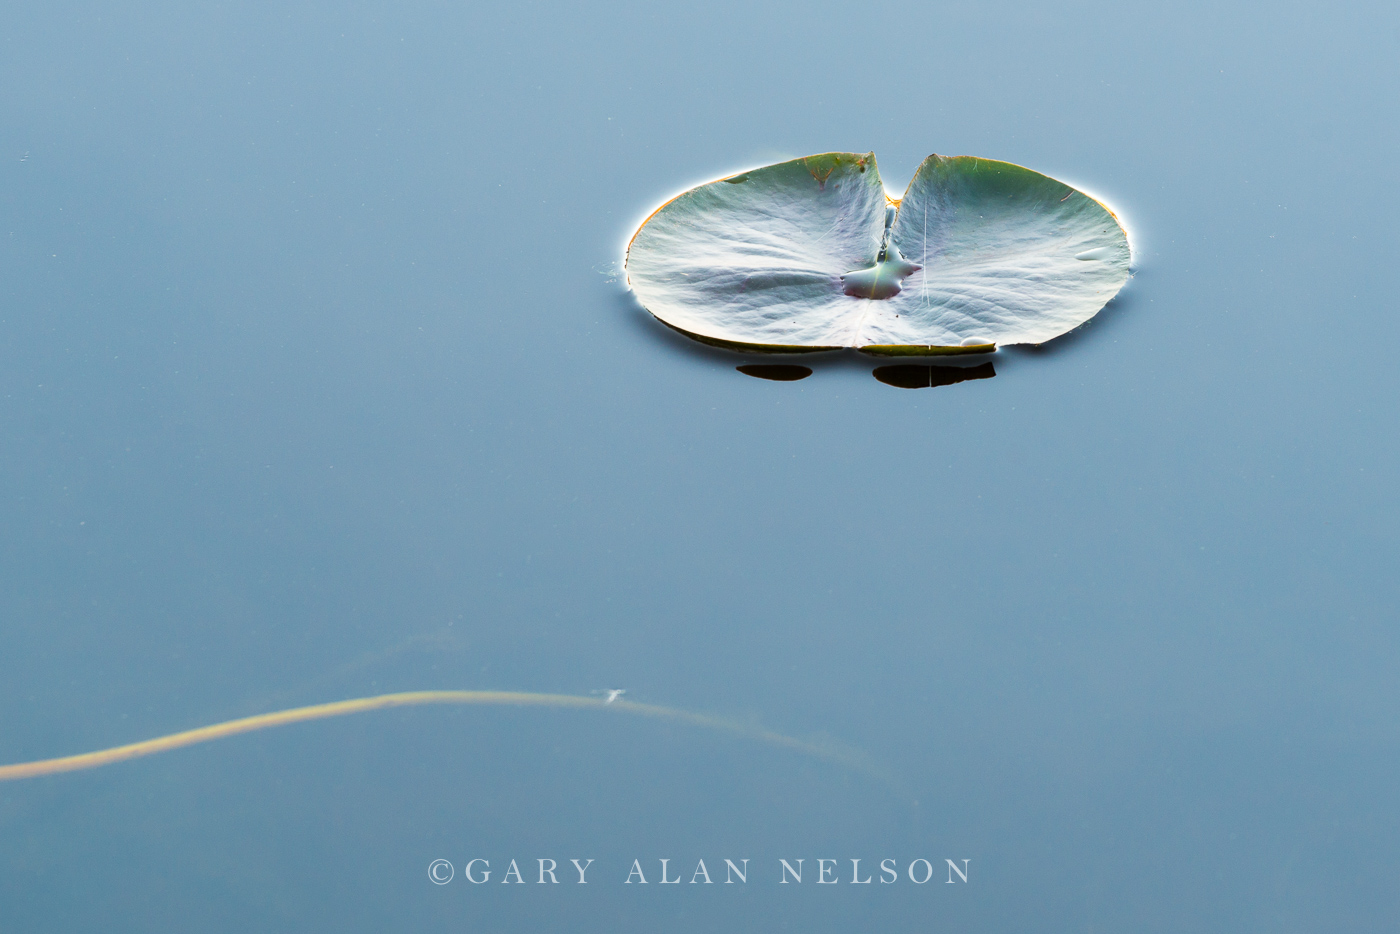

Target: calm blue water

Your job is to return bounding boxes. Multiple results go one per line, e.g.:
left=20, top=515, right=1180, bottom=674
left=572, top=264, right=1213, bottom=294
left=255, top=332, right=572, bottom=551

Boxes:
left=2, top=1, right=1397, bottom=930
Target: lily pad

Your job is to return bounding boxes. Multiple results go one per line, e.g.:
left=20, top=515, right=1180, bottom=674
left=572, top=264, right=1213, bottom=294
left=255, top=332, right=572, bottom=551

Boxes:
left=625, top=152, right=1130, bottom=353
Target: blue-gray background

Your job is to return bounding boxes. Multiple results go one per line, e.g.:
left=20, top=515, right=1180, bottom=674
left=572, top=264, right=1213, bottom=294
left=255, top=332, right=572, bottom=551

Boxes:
left=2, top=1, right=1396, bottom=930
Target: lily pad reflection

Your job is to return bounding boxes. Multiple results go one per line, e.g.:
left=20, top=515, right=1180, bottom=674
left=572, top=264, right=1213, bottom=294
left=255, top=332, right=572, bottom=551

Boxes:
left=736, top=364, right=813, bottom=381
left=872, top=362, right=996, bottom=389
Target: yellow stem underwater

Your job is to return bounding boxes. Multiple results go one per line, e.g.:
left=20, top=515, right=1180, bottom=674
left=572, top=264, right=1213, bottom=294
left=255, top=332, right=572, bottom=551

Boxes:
left=0, top=690, right=871, bottom=783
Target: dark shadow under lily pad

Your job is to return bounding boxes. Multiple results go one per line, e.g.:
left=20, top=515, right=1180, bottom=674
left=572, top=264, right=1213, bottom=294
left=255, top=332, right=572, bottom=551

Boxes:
left=737, top=364, right=813, bottom=381
left=872, top=362, right=995, bottom=389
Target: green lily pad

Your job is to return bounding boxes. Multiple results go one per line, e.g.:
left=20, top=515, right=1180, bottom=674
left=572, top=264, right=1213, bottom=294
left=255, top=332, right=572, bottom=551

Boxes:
left=625, top=152, right=1130, bottom=353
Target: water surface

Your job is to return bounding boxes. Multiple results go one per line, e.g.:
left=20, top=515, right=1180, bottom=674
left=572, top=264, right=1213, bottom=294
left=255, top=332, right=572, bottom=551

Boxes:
left=1, top=1, right=1397, bottom=930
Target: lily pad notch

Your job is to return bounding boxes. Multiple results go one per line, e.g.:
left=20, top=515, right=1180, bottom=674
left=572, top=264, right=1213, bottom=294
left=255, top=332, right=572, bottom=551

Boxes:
left=624, top=151, right=1131, bottom=355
